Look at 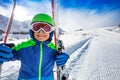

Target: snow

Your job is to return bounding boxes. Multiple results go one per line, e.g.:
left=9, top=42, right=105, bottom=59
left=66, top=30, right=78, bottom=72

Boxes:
left=64, top=27, right=120, bottom=80
left=0, top=26, right=120, bottom=80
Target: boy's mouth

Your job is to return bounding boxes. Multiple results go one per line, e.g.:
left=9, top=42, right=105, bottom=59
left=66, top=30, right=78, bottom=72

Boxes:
left=37, top=35, right=46, bottom=37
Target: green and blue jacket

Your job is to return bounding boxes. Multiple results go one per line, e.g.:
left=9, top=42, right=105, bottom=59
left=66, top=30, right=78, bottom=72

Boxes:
left=11, top=30, right=57, bottom=80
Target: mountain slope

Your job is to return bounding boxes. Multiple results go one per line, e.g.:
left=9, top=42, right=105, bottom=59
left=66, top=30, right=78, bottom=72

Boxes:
left=0, top=14, right=30, bottom=33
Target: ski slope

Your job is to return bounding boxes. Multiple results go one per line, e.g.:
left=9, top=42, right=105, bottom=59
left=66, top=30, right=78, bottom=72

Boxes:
left=64, top=27, right=120, bottom=80
left=0, top=26, right=120, bottom=80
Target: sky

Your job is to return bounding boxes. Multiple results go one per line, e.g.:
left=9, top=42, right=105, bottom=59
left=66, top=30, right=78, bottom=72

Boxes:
left=0, top=0, right=120, bottom=31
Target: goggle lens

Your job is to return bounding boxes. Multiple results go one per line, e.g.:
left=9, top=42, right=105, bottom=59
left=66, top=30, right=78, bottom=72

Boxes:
left=32, top=23, right=41, bottom=31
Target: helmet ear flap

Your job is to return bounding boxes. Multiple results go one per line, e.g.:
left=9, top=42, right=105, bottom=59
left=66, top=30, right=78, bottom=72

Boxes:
left=29, top=30, right=34, bottom=39
left=50, top=31, right=54, bottom=39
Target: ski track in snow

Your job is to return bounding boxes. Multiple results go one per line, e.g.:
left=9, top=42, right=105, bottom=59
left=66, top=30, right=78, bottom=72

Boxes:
left=67, top=28, right=120, bottom=80
left=64, top=37, right=93, bottom=73
left=65, top=37, right=93, bottom=55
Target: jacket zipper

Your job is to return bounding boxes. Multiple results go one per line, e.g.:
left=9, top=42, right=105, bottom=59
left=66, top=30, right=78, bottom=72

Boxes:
left=38, top=42, right=43, bottom=80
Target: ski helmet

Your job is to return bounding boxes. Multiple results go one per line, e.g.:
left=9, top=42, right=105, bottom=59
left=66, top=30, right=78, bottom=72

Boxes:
left=31, top=13, right=54, bottom=26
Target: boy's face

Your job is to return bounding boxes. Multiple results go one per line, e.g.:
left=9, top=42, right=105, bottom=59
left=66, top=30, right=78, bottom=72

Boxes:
left=31, top=22, right=54, bottom=42
left=34, top=30, right=50, bottom=41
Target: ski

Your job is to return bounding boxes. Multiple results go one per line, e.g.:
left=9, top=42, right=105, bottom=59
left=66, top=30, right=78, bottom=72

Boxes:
left=51, top=0, right=69, bottom=80
left=0, top=0, right=16, bottom=76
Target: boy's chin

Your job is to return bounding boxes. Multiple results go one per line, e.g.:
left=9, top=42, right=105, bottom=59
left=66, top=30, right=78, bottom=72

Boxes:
left=36, top=38, right=48, bottom=42
left=37, top=39, right=45, bottom=42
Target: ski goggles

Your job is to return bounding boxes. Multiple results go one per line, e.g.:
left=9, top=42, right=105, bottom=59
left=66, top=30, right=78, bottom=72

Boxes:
left=31, top=22, right=54, bottom=33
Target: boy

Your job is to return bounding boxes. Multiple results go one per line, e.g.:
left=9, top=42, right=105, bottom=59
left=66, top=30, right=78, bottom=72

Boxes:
left=0, top=13, right=69, bottom=80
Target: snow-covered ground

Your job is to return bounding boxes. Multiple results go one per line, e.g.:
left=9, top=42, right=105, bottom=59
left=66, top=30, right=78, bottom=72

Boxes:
left=0, top=26, right=120, bottom=80
left=65, top=27, right=120, bottom=80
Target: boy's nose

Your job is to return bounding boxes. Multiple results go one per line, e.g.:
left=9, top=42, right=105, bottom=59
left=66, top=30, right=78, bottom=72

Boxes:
left=38, top=29, right=45, bottom=33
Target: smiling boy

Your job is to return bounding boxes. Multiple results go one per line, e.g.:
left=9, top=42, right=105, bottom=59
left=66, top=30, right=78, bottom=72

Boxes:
left=0, top=13, right=69, bottom=80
